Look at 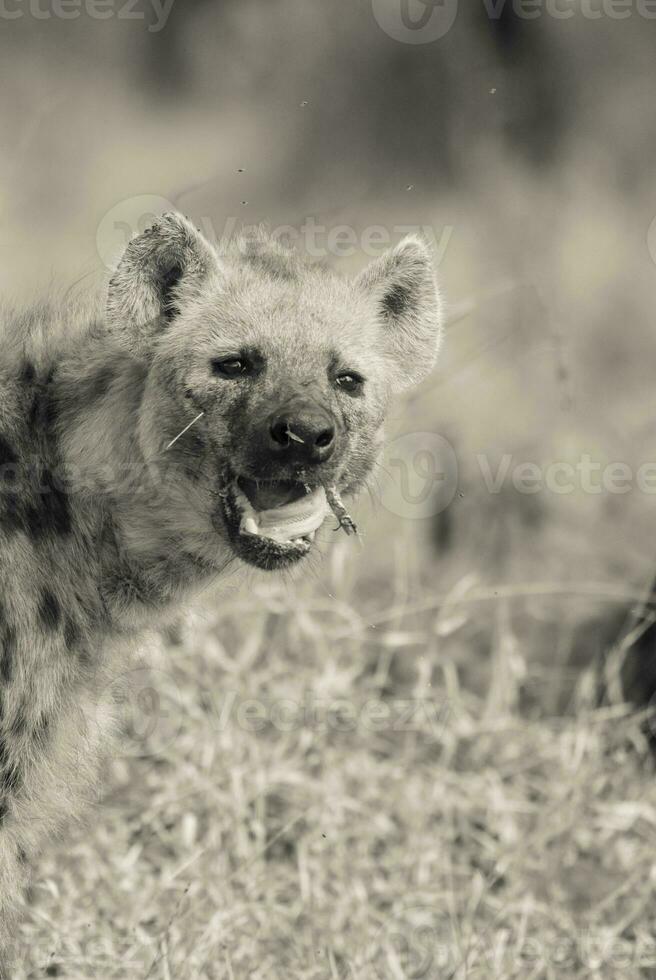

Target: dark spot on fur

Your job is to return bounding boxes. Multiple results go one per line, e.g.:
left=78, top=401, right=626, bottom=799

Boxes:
left=0, top=463, right=18, bottom=486
left=64, top=616, right=80, bottom=650
left=91, top=365, right=115, bottom=398
left=183, top=431, right=207, bottom=480
left=22, top=503, right=43, bottom=540
left=0, top=496, right=23, bottom=536
left=38, top=590, right=61, bottom=631
left=28, top=394, right=41, bottom=429
left=0, top=802, right=8, bottom=824
left=30, top=392, right=58, bottom=431
left=0, top=740, right=20, bottom=801
left=104, top=571, right=151, bottom=609
left=0, top=627, right=16, bottom=683
left=2, top=764, right=21, bottom=793
left=74, top=364, right=116, bottom=409
left=382, top=283, right=411, bottom=317
left=18, top=369, right=73, bottom=542
left=0, top=437, right=17, bottom=468
left=43, top=393, right=58, bottom=429
left=0, top=456, right=26, bottom=537
left=24, top=472, right=72, bottom=541
left=20, top=361, right=36, bottom=384
left=10, top=706, right=26, bottom=739
left=41, top=479, right=72, bottom=537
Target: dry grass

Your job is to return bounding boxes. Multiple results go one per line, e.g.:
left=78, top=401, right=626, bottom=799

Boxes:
left=14, top=554, right=656, bottom=979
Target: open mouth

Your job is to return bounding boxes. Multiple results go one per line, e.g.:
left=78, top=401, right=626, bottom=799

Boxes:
left=217, top=472, right=332, bottom=570
left=236, top=476, right=330, bottom=546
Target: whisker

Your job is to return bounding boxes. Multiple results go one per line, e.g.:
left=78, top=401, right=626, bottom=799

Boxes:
left=164, top=412, right=205, bottom=452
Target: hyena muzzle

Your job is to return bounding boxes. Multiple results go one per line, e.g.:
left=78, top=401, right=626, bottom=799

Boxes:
left=0, top=213, right=443, bottom=971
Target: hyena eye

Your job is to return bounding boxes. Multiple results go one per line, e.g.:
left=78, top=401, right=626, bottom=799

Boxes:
left=211, top=356, right=251, bottom=379
left=335, top=372, right=365, bottom=395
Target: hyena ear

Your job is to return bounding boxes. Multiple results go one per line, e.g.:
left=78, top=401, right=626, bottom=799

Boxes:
left=356, top=235, right=444, bottom=391
left=106, top=212, right=221, bottom=357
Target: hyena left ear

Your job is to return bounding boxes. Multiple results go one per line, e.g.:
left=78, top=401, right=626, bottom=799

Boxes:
left=106, top=212, right=222, bottom=357
left=356, top=235, right=444, bottom=390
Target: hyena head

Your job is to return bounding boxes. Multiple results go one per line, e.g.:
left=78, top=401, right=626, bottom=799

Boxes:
left=106, top=213, right=443, bottom=571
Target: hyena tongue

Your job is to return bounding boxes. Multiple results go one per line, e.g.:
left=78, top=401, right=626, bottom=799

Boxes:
left=238, top=478, right=307, bottom=510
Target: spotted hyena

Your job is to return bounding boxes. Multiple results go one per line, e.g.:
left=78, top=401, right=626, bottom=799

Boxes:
left=0, top=213, right=443, bottom=969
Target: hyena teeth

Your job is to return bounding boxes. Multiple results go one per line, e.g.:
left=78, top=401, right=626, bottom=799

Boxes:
left=325, top=487, right=358, bottom=537
left=242, top=517, right=259, bottom=535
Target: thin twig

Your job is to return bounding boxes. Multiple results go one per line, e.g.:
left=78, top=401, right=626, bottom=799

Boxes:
left=164, top=412, right=205, bottom=452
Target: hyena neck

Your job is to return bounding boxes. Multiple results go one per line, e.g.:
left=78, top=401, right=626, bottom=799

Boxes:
left=57, top=334, right=225, bottom=626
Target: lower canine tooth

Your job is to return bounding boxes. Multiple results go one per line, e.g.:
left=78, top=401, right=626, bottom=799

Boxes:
left=243, top=517, right=259, bottom=535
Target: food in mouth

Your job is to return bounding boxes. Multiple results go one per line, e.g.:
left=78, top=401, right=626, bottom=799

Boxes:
left=218, top=472, right=358, bottom=569
left=325, top=486, right=358, bottom=537
left=236, top=477, right=329, bottom=547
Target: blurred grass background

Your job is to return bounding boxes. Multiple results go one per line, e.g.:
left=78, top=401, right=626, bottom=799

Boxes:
left=4, top=1, right=656, bottom=976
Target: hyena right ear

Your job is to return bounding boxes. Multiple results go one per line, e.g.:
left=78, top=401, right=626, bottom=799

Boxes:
left=106, top=212, right=222, bottom=357
left=356, top=235, right=444, bottom=391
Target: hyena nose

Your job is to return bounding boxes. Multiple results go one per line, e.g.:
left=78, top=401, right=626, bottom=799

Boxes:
left=268, top=405, right=336, bottom=463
